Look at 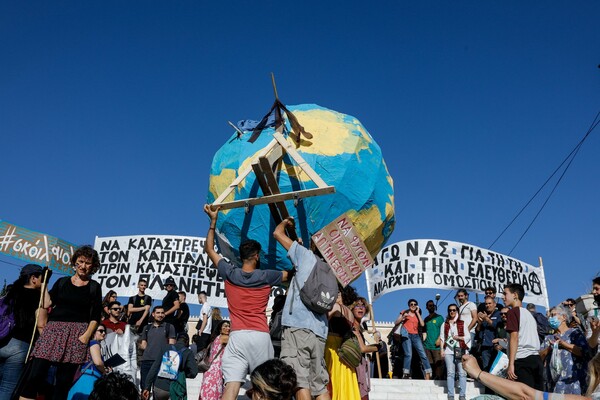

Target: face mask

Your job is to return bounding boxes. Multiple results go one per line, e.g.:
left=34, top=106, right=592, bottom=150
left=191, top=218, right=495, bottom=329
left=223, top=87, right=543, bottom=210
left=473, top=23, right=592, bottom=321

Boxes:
left=548, top=316, right=561, bottom=330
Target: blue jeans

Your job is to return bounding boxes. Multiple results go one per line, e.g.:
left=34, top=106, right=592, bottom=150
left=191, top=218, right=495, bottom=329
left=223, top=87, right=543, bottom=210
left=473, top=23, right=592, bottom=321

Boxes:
left=445, top=353, right=466, bottom=397
left=140, top=360, right=154, bottom=391
left=0, top=337, right=29, bottom=398
left=402, top=333, right=432, bottom=375
left=480, top=347, right=495, bottom=371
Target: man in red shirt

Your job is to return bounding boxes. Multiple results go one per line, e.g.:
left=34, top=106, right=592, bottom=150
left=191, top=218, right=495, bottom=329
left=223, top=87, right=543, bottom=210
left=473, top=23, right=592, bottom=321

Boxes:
left=102, top=301, right=126, bottom=334
left=203, top=205, right=290, bottom=400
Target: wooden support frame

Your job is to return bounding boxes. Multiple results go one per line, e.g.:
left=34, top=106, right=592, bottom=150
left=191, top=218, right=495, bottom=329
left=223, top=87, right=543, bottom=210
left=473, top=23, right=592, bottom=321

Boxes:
left=211, top=126, right=335, bottom=227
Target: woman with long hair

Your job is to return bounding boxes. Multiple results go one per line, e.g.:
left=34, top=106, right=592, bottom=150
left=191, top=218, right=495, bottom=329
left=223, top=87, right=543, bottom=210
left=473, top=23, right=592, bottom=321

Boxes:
left=210, top=308, right=222, bottom=336
left=101, top=291, right=118, bottom=321
left=324, top=284, right=360, bottom=400
left=439, top=304, right=470, bottom=400
left=67, top=326, right=108, bottom=399
left=18, top=245, right=103, bottom=400
left=0, top=264, right=47, bottom=398
left=394, top=299, right=432, bottom=379
left=199, top=320, right=231, bottom=400
left=350, top=297, right=381, bottom=400
left=246, top=359, right=297, bottom=400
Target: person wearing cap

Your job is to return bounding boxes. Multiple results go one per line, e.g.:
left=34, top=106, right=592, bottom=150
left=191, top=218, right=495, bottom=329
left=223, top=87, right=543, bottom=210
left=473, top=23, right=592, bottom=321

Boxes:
left=0, top=264, right=48, bottom=398
left=161, top=277, right=180, bottom=327
left=142, top=332, right=198, bottom=400
left=18, top=245, right=103, bottom=400
left=203, top=205, right=291, bottom=400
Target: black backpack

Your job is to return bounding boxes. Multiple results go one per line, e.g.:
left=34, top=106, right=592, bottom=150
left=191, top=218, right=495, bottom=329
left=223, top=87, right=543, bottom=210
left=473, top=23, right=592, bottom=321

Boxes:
left=291, top=258, right=339, bottom=314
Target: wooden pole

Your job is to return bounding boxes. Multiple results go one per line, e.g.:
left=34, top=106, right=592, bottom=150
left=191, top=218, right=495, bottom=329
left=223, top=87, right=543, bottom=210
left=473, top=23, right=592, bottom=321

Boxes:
left=227, top=121, right=244, bottom=137
left=368, top=303, right=383, bottom=379
left=270, top=72, right=279, bottom=100
left=26, top=267, right=50, bottom=360
left=538, top=256, right=550, bottom=311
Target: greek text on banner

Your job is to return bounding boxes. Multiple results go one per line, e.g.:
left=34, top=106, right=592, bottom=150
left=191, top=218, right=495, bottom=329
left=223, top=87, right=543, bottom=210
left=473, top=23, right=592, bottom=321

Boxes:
left=93, top=235, right=287, bottom=309
left=0, top=220, right=77, bottom=274
left=366, top=239, right=549, bottom=308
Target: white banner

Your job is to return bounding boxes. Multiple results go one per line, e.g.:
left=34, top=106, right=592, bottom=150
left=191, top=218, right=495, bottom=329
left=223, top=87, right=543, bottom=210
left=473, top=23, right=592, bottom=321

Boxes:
left=94, top=235, right=287, bottom=309
left=366, top=239, right=549, bottom=308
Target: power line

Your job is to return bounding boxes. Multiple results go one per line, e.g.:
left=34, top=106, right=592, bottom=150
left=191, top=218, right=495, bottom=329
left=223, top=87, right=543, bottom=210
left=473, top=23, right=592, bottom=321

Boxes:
left=489, top=109, right=600, bottom=252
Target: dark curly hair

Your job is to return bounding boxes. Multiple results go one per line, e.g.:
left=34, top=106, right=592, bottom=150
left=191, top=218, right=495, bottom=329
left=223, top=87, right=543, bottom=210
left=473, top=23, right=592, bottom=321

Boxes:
left=338, top=283, right=358, bottom=307
left=250, top=359, right=297, bottom=400
left=72, top=245, right=101, bottom=275
left=239, top=239, right=261, bottom=261
left=89, top=372, right=140, bottom=400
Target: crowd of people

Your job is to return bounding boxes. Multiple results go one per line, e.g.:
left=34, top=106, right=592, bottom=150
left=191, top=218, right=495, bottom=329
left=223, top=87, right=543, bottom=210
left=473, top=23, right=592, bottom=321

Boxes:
left=0, top=207, right=599, bottom=400
left=387, top=280, right=600, bottom=400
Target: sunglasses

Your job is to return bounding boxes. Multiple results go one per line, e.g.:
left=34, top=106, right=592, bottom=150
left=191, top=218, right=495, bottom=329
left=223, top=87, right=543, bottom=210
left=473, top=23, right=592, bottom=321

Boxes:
left=97, top=329, right=106, bottom=333
left=111, top=308, right=122, bottom=311
left=409, top=303, right=417, bottom=306
left=500, top=313, right=508, bottom=316
left=354, top=305, right=366, bottom=309
left=449, top=309, right=458, bottom=312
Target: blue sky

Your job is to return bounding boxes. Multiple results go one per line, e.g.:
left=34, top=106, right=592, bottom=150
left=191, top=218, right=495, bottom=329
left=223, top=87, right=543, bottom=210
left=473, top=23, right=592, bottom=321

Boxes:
left=1, top=2, right=599, bottom=322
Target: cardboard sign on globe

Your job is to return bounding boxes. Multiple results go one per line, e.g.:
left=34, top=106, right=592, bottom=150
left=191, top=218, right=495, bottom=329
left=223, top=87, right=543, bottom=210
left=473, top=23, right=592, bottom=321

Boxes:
left=312, top=213, right=374, bottom=287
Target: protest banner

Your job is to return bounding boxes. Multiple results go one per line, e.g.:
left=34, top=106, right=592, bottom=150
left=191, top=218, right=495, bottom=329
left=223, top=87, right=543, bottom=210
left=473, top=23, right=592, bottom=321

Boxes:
left=365, top=239, right=549, bottom=308
left=0, top=220, right=77, bottom=274
left=312, top=213, right=374, bottom=287
left=94, top=235, right=287, bottom=308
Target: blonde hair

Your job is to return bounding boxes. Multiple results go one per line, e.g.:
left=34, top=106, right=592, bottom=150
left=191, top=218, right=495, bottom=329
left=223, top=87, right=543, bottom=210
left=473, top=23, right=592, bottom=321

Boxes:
left=587, top=352, right=600, bottom=397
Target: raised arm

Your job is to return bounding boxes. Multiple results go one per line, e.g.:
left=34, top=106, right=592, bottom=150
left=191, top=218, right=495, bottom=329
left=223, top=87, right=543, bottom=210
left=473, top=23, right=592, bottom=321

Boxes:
left=203, top=204, right=223, bottom=267
left=273, top=217, right=295, bottom=251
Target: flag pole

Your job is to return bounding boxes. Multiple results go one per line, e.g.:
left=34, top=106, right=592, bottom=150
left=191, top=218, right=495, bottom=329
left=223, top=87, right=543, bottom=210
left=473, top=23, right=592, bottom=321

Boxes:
left=365, top=270, right=382, bottom=378
left=26, top=267, right=50, bottom=360
left=538, top=256, right=550, bottom=311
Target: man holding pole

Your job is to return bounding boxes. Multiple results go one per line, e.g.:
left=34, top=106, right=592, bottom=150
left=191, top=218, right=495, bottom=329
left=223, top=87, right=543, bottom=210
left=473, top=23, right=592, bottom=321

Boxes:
left=273, top=217, right=331, bottom=400
left=203, top=205, right=290, bottom=400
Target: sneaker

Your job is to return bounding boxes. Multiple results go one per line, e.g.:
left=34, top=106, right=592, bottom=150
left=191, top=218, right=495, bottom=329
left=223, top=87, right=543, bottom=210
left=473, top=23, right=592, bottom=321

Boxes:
left=402, top=373, right=411, bottom=379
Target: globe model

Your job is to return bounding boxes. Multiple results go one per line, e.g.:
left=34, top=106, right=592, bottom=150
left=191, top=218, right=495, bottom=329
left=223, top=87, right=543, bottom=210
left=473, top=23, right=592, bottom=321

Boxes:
left=207, top=104, right=395, bottom=271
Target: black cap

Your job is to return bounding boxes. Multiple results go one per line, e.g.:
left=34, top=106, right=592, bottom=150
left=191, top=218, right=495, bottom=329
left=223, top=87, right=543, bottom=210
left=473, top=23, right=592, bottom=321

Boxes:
left=20, top=264, right=43, bottom=277
left=164, top=277, right=177, bottom=289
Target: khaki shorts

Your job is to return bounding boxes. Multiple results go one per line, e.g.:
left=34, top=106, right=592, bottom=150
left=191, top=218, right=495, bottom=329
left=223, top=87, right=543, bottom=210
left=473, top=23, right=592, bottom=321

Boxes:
left=280, top=327, right=329, bottom=396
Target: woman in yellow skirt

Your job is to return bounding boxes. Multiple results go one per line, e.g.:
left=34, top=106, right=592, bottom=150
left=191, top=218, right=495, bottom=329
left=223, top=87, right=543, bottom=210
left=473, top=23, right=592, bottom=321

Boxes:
left=325, top=285, right=361, bottom=400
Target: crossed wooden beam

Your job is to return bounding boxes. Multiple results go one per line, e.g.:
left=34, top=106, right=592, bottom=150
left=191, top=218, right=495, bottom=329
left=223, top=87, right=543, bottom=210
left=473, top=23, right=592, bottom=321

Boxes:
left=211, top=126, right=335, bottom=240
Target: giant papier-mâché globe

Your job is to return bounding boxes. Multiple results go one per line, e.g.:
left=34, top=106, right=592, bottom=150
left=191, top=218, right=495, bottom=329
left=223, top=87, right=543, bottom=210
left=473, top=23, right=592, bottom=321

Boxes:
left=207, top=104, right=395, bottom=272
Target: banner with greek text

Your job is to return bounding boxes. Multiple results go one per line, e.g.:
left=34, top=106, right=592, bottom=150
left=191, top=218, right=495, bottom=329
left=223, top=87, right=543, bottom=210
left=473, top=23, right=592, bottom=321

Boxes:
left=93, top=235, right=287, bottom=308
left=366, top=239, right=549, bottom=308
left=0, top=220, right=77, bottom=274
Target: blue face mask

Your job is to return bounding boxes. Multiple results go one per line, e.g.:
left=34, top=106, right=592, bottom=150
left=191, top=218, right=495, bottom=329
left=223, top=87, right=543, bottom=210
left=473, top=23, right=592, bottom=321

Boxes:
left=548, top=316, right=561, bottom=330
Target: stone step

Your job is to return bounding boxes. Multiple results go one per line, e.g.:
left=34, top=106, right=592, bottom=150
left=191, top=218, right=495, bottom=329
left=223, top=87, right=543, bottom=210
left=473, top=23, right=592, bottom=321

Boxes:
left=185, top=375, right=486, bottom=400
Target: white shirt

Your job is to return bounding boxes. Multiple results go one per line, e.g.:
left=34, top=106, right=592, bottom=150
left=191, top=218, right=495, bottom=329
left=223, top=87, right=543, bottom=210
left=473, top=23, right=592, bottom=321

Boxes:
left=200, top=303, right=212, bottom=334
left=459, top=301, right=477, bottom=333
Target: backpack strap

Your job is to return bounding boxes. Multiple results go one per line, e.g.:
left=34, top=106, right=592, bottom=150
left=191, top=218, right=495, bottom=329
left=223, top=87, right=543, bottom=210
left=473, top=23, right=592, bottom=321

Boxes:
left=287, top=266, right=301, bottom=315
left=164, top=322, right=173, bottom=340
left=288, top=276, right=301, bottom=315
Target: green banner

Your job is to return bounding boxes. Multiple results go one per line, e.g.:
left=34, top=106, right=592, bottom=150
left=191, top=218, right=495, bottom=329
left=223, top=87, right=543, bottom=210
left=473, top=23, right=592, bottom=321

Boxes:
left=0, top=220, right=78, bottom=274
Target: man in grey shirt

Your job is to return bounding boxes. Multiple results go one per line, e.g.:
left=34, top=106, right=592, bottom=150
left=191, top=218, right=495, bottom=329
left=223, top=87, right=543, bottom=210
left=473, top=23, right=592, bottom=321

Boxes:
left=139, top=306, right=176, bottom=391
